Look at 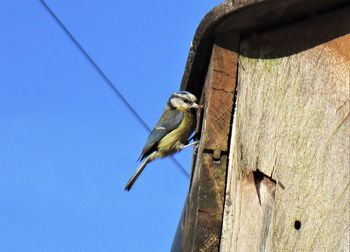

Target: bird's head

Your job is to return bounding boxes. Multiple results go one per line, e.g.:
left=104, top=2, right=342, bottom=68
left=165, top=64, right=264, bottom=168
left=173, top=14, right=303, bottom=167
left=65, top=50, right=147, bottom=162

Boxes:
left=168, top=91, right=199, bottom=111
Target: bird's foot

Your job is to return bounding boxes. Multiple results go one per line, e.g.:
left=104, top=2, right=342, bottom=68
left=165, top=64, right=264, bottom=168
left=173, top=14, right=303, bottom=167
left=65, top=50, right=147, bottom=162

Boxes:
left=176, top=141, right=200, bottom=153
left=182, top=140, right=199, bottom=149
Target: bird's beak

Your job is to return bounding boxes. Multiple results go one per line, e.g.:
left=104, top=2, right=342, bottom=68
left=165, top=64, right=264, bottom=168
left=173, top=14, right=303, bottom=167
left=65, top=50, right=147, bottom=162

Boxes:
left=191, top=103, right=199, bottom=109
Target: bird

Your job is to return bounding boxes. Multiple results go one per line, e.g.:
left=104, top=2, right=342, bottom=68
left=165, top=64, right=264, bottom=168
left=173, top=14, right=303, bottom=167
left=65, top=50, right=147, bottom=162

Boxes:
left=125, top=91, right=199, bottom=191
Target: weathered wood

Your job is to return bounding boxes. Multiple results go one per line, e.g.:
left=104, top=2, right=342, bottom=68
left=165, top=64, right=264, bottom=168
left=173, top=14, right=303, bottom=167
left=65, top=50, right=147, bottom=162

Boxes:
left=202, top=43, right=238, bottom=152
left=180, top=0, right=349, bottom=97
left=184, top=153, right=228, bottom=252
left=173, top=44, right=238, bottom=252
left=221, top=10, right=350, bottom=252
left=174, top=1, right=350, bottom=251
left=221, top=169, right=276, bottom=251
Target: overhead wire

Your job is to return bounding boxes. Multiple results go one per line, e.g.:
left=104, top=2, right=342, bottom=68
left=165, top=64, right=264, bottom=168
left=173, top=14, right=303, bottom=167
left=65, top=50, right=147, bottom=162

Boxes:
left=39, top=0, right=190, bottom=179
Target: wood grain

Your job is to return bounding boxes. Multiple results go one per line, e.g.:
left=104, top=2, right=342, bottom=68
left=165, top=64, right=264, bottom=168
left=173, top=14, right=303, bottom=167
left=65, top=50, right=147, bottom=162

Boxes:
left=178, top=44, right=238, bottom=252
left=221, top=24, right=350, bottom=252
left=202, top=44, right=237, bottom=152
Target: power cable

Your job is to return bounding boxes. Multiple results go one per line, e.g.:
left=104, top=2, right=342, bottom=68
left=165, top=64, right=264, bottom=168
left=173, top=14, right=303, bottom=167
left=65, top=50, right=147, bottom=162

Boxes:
left=39, top=0, right=190, bottom=179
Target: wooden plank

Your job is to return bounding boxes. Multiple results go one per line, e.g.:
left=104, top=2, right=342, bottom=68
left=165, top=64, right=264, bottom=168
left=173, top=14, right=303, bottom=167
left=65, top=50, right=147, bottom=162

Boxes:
left=202, top=43, right=237, bottom=152
left=221, top=8, right=350, bottom=251
left=176, top=43, right=238, bottom=252
left=221, top=169, right=276, bottom=251
left=186, top=153, right=228, bottom=252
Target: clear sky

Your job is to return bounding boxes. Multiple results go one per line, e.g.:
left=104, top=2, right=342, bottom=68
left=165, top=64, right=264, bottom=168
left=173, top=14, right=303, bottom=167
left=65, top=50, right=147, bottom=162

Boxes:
left=0, top=1, right=223, bottom=251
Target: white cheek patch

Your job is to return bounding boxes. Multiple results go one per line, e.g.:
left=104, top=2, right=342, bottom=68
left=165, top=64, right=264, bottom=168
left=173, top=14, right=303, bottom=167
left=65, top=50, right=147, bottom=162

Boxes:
left=171, top=99, right=179, bottom=108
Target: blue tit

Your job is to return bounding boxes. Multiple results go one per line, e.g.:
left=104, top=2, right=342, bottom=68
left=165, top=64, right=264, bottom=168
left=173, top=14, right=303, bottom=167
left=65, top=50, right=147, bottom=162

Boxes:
left=125, top=91, right=199, bottom=191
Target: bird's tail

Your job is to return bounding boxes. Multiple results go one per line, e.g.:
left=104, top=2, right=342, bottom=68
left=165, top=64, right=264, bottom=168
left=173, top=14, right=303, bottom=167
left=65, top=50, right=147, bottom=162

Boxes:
left=124, top=152, right=156, bottom=191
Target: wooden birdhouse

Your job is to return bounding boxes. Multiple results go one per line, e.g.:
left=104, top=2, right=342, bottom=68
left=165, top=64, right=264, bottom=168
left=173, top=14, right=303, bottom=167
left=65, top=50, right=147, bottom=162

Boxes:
left=172, top=0, right=350, bottom=251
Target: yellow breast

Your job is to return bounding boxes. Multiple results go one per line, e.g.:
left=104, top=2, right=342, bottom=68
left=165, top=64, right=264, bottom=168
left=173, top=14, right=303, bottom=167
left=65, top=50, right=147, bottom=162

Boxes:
left=157, top=110, right=195, bottom=158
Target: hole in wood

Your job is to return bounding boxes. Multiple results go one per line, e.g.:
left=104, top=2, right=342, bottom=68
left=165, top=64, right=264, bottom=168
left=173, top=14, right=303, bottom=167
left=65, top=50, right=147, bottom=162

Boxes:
left=294, top=220, right=301, bottom=230
left=253, top=169, right=277, bottom=205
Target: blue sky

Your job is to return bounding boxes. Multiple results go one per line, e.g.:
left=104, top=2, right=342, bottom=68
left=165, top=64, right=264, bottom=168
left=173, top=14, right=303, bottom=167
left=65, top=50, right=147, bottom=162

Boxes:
left=0, top=1, right=222, bottom=251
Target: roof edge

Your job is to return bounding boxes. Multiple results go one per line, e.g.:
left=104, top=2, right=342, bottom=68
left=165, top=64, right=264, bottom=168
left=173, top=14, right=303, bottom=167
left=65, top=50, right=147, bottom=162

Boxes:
left=180, top=0, right=349, bottom=96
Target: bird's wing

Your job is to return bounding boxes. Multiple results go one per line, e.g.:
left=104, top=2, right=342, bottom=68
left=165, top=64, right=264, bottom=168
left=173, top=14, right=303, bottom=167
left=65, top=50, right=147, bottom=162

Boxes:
left=139, top=107, right=184, bottom=160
